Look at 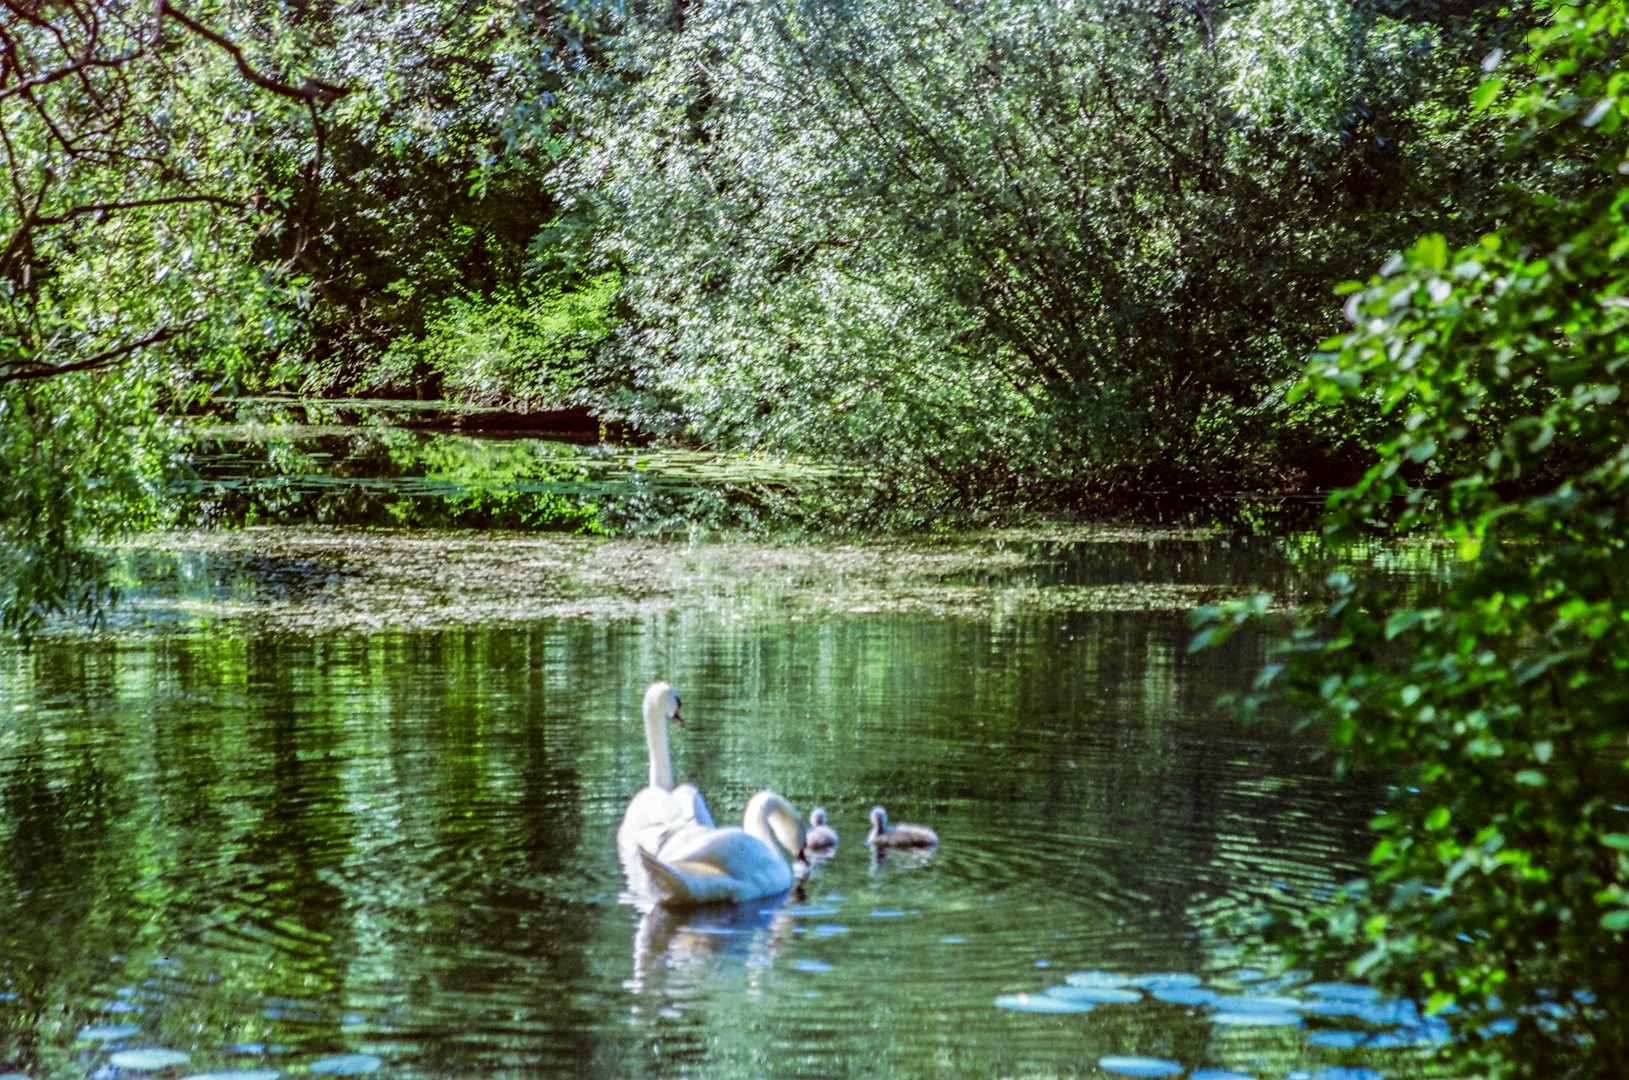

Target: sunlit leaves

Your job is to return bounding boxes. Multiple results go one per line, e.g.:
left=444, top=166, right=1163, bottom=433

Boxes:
left=557, top=0, right=1479, bottom=505
left=1217, top=3, right=1629, bottom=1075
left=0, top=2, right=325, bottom=635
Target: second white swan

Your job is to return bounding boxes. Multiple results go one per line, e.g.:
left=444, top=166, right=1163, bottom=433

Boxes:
left=638, top=790, right=809, bottom=906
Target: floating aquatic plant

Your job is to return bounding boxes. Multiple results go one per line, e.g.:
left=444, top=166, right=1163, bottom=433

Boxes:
left=107, top=1049, right=191, bottom=1070
left=1097, top=1055, right=1183, bottom=1077
left=993, top=993, right=1092, bottom=1014
left=308, top=1054, right=382, bottom=1076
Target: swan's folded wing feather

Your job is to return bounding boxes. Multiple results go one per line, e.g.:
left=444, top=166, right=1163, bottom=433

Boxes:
left=671, top=783, right=716, bottom=828
left=637, top=828, right=793, bottom=906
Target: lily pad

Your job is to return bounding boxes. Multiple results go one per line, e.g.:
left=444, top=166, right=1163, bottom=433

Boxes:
left=1212, top=994, right=1306, bottom=1013
left=1352, top=999, right=1421, bottom=1026
left=1151, top=986, right=1219, bottom=1007
left=1304, top=982, right=1381, bottom=1002
left=1307, top=1030, right=1369, bottom=1049
left=308, top=1055, right=382, bottom=1076
left=1260, top=970, right=1313, bottom=990
left=108, top=1049, right=192, bottom=1070
left=78, top=1024, right=142, bottom=1042
left=1129, top=972, right=1201, bottom=990
left=1064, top=970, right=1133, bottom=988
left=1098, top=1055, right=1183, bottom=1077
left=1045, top=985, right=1141, bottom=1005
left=1363, top=1031, right=1420, bottom=1050
left=994, top=992, right=1093, bottom=1014
left=1212, top=1010, right=1302, bottom=1027
left=1298, top=998, right=1369, bottom=1018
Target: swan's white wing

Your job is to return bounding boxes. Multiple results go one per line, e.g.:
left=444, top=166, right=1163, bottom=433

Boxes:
left=672, top=783, right=715, bottom=828
left=618, top=785, right=687, bottom=863
left=638, top=829, right=793, bottom=906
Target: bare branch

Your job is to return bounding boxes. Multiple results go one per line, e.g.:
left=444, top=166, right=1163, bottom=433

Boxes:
left=33, top=192, right=246, bottom=225
left=0, top=323, right=193, bottom=386
left=156, top=1, right=349, bottom=104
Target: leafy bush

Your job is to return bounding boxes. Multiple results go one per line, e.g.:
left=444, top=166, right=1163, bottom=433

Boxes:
left=1202, top=4, right=1629, bottom=1074
left=352, top=273, right=620, bottom=406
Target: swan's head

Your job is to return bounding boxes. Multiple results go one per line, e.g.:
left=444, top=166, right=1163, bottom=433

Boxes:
left=869, top=805, right=888, bottom=830
left=809, top=807, right=829, bottom=827
left=643, top=681, right=683, bottom=728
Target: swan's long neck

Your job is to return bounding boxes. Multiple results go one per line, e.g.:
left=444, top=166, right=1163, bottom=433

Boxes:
left=744, top=791, right=805, bottom=860
left=644, top=700, right=673, bottom=791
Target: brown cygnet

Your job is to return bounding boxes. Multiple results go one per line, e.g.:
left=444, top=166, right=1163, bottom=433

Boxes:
left=867, top=805, right=938, bottom=848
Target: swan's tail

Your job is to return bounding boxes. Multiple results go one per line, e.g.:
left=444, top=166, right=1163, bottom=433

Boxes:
left=638, top=846, right=691, bottom=905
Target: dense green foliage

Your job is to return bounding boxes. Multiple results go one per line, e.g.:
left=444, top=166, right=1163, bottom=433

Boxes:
left=0, top=0, right=302, bottom=635
left=4, top=0, right=1548, bottom=628
left=262, top=0, right=594, bottom=398
left=559, top=0, right=1525, bottom=503
left=7, top=3, right=1629, bottom=1075
left=1202, top=4, right=1629, bottom=1074
left=0, top=0, right=599, bottom=634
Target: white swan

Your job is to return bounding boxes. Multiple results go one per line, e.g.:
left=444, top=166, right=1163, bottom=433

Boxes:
left=805, top=806, right=838, bottom=851
left=867, top=805, right=938, bottom=848
left=638, top=790, right=809, bottom=907
left=617, top=682, right=714, bottom=870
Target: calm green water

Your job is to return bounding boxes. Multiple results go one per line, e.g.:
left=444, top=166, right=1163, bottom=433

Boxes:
left=0, top=531, right=1451, bottom=1079
left=180, top=398, right=856, bottom=534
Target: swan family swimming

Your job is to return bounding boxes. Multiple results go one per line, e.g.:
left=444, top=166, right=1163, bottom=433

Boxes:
left=619, top=682, right=936, bottom=908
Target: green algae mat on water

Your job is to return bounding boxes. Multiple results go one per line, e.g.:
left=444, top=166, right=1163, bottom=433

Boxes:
left=90, top=526, right=1343, bottom=637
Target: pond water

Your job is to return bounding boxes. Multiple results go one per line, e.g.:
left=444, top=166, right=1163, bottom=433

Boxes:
left=0, top=521, right=1454, bottom=1078
left=179, top=397, right=858, bottom=534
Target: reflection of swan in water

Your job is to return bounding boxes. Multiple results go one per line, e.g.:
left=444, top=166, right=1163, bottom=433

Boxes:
left=618, top=683, right=715, bottom=879
left=637, top=791, right=809, bottom=906
left=629, top=894, right=801, bottom=992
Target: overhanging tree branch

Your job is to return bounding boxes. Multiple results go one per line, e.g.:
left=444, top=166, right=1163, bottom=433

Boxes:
left=156, top=1, right=349, bottom=105
left=32, top=192, right=245, bottom=225
left=0, top=323, right=193, bottom=386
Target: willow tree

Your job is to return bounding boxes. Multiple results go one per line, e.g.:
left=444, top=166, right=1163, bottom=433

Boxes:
left=560, top=0, right=1500, bottom=507
left=0, top=0, right=597, bottom=635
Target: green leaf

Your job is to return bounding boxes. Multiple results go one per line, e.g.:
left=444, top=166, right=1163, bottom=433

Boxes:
left=1601, top=909, right=1629, bottom=932
left=1471, top=78, right=1503, bottom=111
left=1415, top=234, right=1449, bottom=270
